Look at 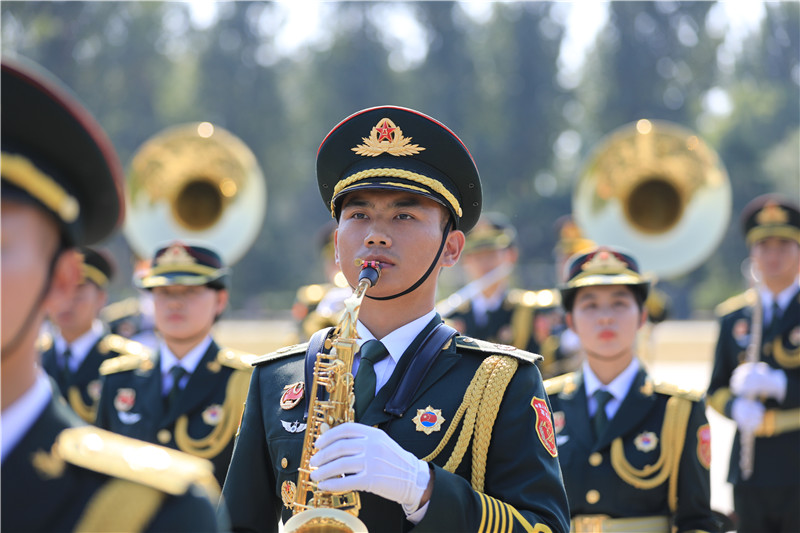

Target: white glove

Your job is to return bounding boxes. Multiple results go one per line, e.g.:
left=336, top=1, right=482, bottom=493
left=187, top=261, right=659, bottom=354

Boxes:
left=731, top=398, right=766, bottom=433
left=730, top=362, right=787, bottom=402
left=309, top=422, right=430, bottom=514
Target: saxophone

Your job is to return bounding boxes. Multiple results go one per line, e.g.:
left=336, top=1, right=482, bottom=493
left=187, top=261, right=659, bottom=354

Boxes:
left=284, top=261, right=381, bottom=533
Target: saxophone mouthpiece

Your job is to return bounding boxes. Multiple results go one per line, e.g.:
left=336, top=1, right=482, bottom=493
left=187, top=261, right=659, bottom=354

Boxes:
left=358, top=260, right=381, bottom=287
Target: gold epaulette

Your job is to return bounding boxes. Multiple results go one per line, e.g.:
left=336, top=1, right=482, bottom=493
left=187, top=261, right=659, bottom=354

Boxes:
left=98, top=336, right=154, bottom=375
left=37, top=331, right=54, bottom=352
left=544, top=372, right=578, bottom=396
left=456, top=336, right=542, bottom=364
left=252, top=343, right=308, bottom=366
left=55, top=426, right=219, bottom=497
left=649, top=380, right=704, bottom=402
left=714, top=289, right=756, bottom=317
left=216, top=347, right=257, bottom=371
left=100, top=297, right=142, bottom=323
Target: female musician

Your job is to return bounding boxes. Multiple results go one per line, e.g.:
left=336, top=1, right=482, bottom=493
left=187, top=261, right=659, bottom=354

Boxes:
left=545, top=245, right=718, bottom=533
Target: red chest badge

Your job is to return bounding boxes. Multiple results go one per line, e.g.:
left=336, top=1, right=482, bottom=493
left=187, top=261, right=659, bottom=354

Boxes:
left=412, top=405, right=445, bottom=435
left=531, top=396, right=558, bottom=457
left=697, top=423, right=711, bottom=470
left=280, top=382, right=305, bottom=410
left=114, top=388, right=136, bottom=412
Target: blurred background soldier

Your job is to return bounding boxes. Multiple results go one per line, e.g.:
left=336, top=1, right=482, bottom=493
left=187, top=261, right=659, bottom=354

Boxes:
left=1, top=55, right=223, bottom=532
left=96, top=241, right=254, bottom=487
left=41, top=247, right=124, bottom=423
left=707, top=194, right=800, bottom=533
left=291, top=219, right=350, bottom=342
left=547, top=246, right=718, bottom=533
left=101, top=257, right=159, bottom=350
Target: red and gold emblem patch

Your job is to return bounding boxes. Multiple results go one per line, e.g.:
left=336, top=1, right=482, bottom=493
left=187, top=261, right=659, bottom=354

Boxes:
left=280, top=382, right=305, bottom=410
left=733, top=318, right=750, bottom=345
left=697, top=424, right=711, bottom=470
left=281, top=480, right=296, bottom=509
left=531, top=396, right=557, bottom=457
left=412, top=406, right=445, bottom=435
left=202, top=404, right=223, bottom=426
left=114, top=388, right=135, bottom=412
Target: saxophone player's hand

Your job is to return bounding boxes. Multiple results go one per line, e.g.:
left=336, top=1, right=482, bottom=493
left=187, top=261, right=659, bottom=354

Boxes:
left=731, top=361, right=787, bottom=402
left=310, top=422, right=431, bottom=514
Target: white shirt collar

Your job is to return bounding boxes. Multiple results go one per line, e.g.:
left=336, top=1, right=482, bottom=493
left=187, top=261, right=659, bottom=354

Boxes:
left=356, top=309, right=437, bottom=364
left=54, top=320, right=105, bottom=371
left=759, top=276, right=799, bottom=315
left=1, top=371, right=52, bottom=464
left=583, top=357, right=640, bottom=402
left=159, top=335, right=214, bottom=376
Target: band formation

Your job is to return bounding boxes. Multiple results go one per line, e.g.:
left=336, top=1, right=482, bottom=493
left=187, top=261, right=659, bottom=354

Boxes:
left=2, top=54, right=798, bottom=533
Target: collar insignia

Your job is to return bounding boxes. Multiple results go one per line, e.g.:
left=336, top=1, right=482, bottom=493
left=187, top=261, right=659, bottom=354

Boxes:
left=352, top=118, right=425, bottom=157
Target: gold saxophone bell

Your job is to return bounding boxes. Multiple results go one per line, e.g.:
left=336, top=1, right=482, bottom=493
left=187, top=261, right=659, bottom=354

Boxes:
left=573, top=119, right=731, bottom=279
left=124, top=122, right=267, bottom=264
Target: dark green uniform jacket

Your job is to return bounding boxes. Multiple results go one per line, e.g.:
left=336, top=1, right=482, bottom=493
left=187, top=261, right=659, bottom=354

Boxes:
left=95, top=339, right=253, bottom=487
left=40, top=332, right=124, bottom=423
left=545, top=368, right=718, bottom=533
left=223, top=316, right=570, bottom=533
left=707, top=287, right=800, bottom=487
left=1, top=392, right=223, bottom=532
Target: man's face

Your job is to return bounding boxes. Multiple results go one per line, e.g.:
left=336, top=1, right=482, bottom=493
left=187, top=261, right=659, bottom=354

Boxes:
left=151, top=284, right=228, bottom=347
left=462, top=246, right=517, bottom=281
left=751, top=236, right=800, bottom=286
left=1, top=200, right=68, bottom=358
left=48, top=281, right=107, bottom=339
left=335, top=189, right=461, bottom=299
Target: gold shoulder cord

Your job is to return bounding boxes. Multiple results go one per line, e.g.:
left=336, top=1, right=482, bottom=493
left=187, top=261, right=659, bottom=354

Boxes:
left=73, top=478, right=166, bottom=532
left=67, top=387, right=97, bottom=424
left=173, top=369, right=251, bottom=459
left=773, top=337, right=800, bottom=368
left=609, top=396, right=692, bottom=513
left=511, top=304, right=535, bottom=352
left=421, top=355, right=519, bottom=491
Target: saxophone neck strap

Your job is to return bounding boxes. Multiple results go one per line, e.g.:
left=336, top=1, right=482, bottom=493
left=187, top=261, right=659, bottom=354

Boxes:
left=384, top=322, right=458, bottom=417
left=304, top=326, right=335, bottom=419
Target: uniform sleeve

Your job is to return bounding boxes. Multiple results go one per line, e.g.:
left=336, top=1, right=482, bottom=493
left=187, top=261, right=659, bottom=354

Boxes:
left=221, top=366, right=280, bottom=533
left=707, top=315, right=737, bottom=418
left=673, top=398, right=718, bottom=533
left=147, top=489, right=225, bottom=532
left=413, top=363, right=570, bottom=533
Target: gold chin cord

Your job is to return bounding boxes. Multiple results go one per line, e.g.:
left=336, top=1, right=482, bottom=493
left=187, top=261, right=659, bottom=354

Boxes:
left=284, top=263, right=380, bottom=533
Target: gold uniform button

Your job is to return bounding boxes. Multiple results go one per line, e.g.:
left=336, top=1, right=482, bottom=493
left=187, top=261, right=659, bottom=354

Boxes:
left=589, top=453, right=603, bottom=466
left=157, top=429, right=171, bottom=444
left=586, top=490, right=600, bottom=504
left=281, top=458, right=289, bottom=468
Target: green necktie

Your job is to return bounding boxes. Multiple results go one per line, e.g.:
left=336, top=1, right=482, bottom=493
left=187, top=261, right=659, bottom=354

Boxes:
left=592, top=389, right=613, bottom=439
left=61, top=346, right=72, bottom=383
left=165, top=365, right=187, bottom=411
left=353, top=340, right=389, bottom=419
left=766, top=301, right=782, bottom=339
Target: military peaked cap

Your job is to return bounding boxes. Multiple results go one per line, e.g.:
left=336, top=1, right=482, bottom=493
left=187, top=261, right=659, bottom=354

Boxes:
left=79, top=247, right=114, bottom=289
left=136, top=241, right=229, bottom=290
left=316, top=105, right=482, bottom=232
left=1, top=55, right=124, bottom=245
left=559, top=245, right=650, bottom=311
left=741, top=193, right=800, bottom=246
left=464, top=212, right=518, bottom=253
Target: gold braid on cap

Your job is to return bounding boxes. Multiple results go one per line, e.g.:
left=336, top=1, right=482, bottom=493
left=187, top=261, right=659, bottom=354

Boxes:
left=82, top=263, right=109, bottom=288
left=331, top=168, right=463, bottom=218
left=1, top=152, right=80, bottom=223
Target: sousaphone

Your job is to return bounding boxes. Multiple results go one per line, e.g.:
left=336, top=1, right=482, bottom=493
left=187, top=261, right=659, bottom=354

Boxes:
left=573, top=119, right=731, bottom=279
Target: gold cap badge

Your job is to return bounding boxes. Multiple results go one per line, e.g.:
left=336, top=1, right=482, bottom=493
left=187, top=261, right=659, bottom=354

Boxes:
left=352, top=118, right=425, bottom=157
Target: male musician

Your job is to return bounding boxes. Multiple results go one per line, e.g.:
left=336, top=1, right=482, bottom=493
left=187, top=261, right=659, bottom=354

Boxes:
left=707, top=193, right=800, bottom=533
left=96, top=241, right=254, bottom=487
left=222, top=106, right=570, bottom=532
left=1, top=56, right=223, bottom=531
left=41, top=247, right=122, bottom=422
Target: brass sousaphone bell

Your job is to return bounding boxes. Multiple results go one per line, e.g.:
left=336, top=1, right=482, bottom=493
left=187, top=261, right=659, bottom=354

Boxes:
left=124, top=122, right=267, bottom=264
left=573, top=119, right=731, bottom=279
